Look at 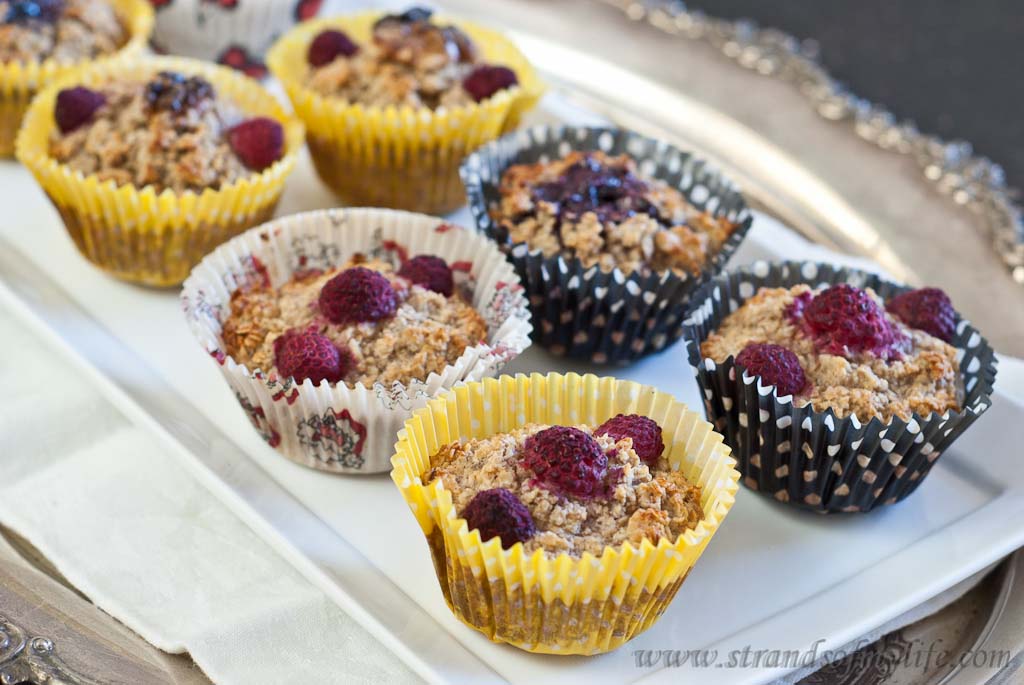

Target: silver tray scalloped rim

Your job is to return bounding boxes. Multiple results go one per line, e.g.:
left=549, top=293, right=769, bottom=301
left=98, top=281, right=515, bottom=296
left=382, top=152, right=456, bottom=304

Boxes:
left=460, top=124, right=753, bottom=364
left=681, top=260, right=998, bottom=513
left=181, top=208, right=533, bottom=475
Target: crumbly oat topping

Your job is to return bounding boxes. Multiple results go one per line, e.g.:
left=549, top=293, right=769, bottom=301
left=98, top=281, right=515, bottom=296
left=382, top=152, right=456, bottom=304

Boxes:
left=427, top=423, right=704, bottom=558
left=492, top=151, right=740, bottom=277
left=701, top=284, right=964, bottom=422
left=49, top=75, right=251, bottom=194
left=305, top=14, right=490, bottom=109
left=0, top=0, right=124, bottom=63
left=222, top=257, right=488, bottom=388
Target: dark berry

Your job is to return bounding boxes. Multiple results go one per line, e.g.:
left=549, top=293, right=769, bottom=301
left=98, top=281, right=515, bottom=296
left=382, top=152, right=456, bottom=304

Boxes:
left=521, top=426, right=608, bottom=499
left=4, top=0, right=63, bottom=24
left=272, top=329, right=352, bottom=385
left=462, top=65, right=518, bottom=102
left=461, top=488, right=535, bottom=549
left=595, top=414, right=664, bottom=468
left=145, top=71, right=214, bottom=113
left=307, top=29, right=359, bottom=67
left=803, top=284, right=900, bottom=357
left=398, top=255, right=453, bottom=296
left=318, top=267, right=398, bottom=324
left=735, top=343, right=808, bottom=398
left=374, top=6, right=432, bottom=28
left=886, top=287, right=957, bottom=343
left=54, top=87, right=105, bottom=134
left=226, top=117, right=284, bottom=171
left=532, top=154, right=659, bottom=228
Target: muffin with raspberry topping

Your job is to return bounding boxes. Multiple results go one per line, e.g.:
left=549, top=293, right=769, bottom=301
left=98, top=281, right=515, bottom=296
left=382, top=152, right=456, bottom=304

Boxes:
left=391, top=372, right=739, bottom=653
left=683, top=261, right=996, bottom=513
left=182, top=208, right=532, bottom=474
left=462, top=125, right=753, bottom=363
left=267, top=8, right=543, bottom=214
left=16, top=56, right=303, bottom=285
left=0, top=0, right=152, bottom=156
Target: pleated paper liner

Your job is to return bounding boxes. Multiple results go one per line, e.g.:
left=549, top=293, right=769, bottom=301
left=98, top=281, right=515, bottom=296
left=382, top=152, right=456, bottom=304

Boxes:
left=681, top=260, right=998, bottom=514
left=15, top=56, right=304, bottom=287
left=0, top=0, right=153, bottom=157
left=390, top=372, right=740, bottom=654
left=266, top=11, right=544, bottom=215
left=460, top=125, right=754, bottom=364
left=182, top=208, right=533, bottom=474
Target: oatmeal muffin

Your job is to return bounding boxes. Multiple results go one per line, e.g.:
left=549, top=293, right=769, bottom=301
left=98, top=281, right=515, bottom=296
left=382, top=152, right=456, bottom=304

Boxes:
left=183, top=208, right=532, bottom=474
left=222, top=256, right=488, bottom=388
left=391, top=372, right=739, bottom=654
left=16, top=56, right=303, bottom=286
left=49, top=70, right=285, bottom=194
left=700, top=283, right=963, bottom=422
left=427, top=418, right=703, bottom=558
left=267, top=9, right=543, bottom=214
left=462, top=125, right=753, bottom=363
left=682, top=261, right=996, bottom=513
left=494, top=151, right=741, bottom=278
left=0, top=0, right=151, bottom=156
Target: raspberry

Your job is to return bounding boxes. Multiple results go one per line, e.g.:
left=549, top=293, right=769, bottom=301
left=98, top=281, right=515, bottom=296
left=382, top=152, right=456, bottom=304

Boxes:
left=4, top=0, right=63, bottom=23
left=521, top=426, right=608, bottom=499
left=595, top=414, right=665, bottom=467
left=886, top=287, right=956, bottom=343
left=318, top=267, right=398, bottom=324
left=272, top=328, right=352, bottom=385
left=803, top=284, right=900, bottom=357
left=398, top=255, right=453, bottom=296
left=226, top=117, right=284, bottom=171
left=307, top=29, right=359, bottom=67
left=735, top=343, right=807, bottom=397
left=462, top=65, right=518, bottom=102
left=145, top=71, right=214, bottom=113
left=54, top=87, right=105, bottom=134
left=461, top=488, right=536, bottom=549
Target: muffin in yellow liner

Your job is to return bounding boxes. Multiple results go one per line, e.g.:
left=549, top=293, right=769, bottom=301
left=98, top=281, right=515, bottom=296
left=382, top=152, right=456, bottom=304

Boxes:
left=267, top=11, right=544, bottom=215
left=390, top=372, right=740, bottom=655
left=0, top=0, right=153, bottom=157
left=16, top=55, right=304, bottom=287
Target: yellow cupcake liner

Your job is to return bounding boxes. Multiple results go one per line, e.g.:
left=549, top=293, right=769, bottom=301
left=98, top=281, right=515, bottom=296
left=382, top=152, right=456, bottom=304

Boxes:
left=0, top=0, right=153, bottom=157
left=391, top=372, right=740, bottom=655
left=16, top=55, right=304, bottom=287
left=267, top=12, right=544, bottom=215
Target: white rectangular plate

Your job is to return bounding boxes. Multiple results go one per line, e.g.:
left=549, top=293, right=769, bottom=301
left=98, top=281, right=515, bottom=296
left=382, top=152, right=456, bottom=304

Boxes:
left=2, top=92, right=1022, bottom=685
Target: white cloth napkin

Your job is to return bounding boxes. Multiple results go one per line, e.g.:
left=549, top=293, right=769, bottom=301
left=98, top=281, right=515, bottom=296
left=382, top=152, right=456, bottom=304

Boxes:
left=1, top=217, right=1021, bottom=685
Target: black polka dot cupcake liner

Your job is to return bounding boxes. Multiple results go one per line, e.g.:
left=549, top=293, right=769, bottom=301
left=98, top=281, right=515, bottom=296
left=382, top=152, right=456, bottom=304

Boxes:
left=460, top=125, right=753, bottom=364
left=681, top=260, right=998, bottom=514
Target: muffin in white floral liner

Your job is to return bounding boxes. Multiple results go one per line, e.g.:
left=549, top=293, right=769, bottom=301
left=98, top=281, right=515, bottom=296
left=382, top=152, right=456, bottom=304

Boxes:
left=181, top=208, right=533, bottom=474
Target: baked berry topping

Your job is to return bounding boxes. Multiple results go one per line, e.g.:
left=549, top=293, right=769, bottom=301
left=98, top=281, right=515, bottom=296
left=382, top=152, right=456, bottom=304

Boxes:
left=145, top=71, right=214, bottom=113
left=226, top=117, right=284, bottom=171
left=521, top=426, right=609, bottom=499
left=595, top=414, right=664, bottom=468
left=272, top=328, right=352, bottom=385
left=532, top=154, right=660, bottom=229
left=735, top=343, right=808, bottom=397
left=802, top=284, right=901, bottom=358
left=374, top=6, right=433, bottom=27
left=4, top=0, right=63, bottom=24
left=318, top=267, right=398, bottom=324
left=307, top=29, right=359, bottom=67
left=54, top=86, right=105, bottom=134
left=397, top=255, right=453, bottom=296
left=461, top=488, right=536, bottom=549
left=462, top=65, right=518, bottom=102
left=886, top=287, right=957, bottom=343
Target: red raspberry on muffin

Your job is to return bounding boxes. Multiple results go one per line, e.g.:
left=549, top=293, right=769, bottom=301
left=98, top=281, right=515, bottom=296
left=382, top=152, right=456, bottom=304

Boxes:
left=272, top=328, right=353, bottom=384
left=398, top=254, right=454, bottom=296
left=595, top=414, right=664, bottom=467
left=318, top=266, right=399, bottom=324
left=735, top=343, right=808, bottom=398
left=461, top=488, right=536, bottom=549
left=521, top=426, right=609, bottom=499
left=886, top=287, right=956, bottom=343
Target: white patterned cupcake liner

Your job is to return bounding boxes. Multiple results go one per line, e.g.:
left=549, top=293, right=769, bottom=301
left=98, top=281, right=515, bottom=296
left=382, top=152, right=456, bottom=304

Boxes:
left=681, top=260, right=998, bottom=513
left=181, top=208, right=533, bottom=474
left=460, top=125, right=753, bottom=364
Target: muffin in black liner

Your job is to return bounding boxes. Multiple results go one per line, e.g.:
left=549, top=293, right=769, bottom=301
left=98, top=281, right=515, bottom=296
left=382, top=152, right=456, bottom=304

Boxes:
left=460, top=125, right=753, bottom=364
left=681, top=260, right=998, bottom=514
